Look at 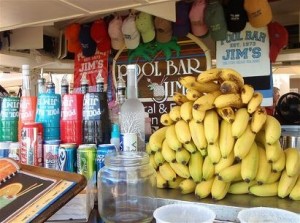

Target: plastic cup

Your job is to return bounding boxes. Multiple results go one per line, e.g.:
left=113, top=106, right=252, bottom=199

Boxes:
left=153, top=203, right=216, bottom=223
left=238, top=207, right=300, bottom=223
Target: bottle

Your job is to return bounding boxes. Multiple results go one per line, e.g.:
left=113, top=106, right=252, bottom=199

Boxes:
left=110, top=123, right=120, bottom=150
left=61, top=75, right=69, bottom=96
left=18, top=65, right=37, bottom=142
left=37, top=68, right=46, bottom=94
left=80, top=73, right=89, bottom=94
left=120, top=64, right=145, bottom=152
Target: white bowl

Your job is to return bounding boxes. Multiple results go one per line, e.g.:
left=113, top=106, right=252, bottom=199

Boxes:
left=153, top=203, right=216, bottom=223
left=238, top=207, right=300, bottom=223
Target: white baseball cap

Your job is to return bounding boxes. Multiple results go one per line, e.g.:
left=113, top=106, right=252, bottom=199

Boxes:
left=122, top=14, right=140, bottom=49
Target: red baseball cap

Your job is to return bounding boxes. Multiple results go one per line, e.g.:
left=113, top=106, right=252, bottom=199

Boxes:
left=65, top=23, right=81, bottom=53
left=91, top=19, right=111, bottom=52
left=268, top=21, right=288, bottom=62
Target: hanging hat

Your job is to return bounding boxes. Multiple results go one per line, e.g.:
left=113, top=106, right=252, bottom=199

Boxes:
left=122, top=14, right=140, bottom=49
left=90, top=19, right=111, bottom=52
left=224, top=0, right=248, bottom=32
left=189, top=0, right=208, bottom=37
left=135, top=12, right=155, bottom=43
left=173, top=1, right=191, bottom=38
left=244, top=0, right=272, bottom=28
left=79, top=23, right=97, bottom=57
left=108, top=16, right=125, bottom=50
left=65, top=23, right=81, bottom=53
left=154, top=17, right=173, bottom=43
left=268, top=21, right=288, bottom=62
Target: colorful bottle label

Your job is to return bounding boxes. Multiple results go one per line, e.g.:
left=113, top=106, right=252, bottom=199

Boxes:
left=82, top=93, right=101, bottom=121
left=0, top=97, right=20, bottom=120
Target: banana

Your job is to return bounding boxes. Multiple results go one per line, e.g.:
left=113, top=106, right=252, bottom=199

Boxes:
left=220, top=80, right=240, bottom=94
left=271, top=149, right=285, bottom=172
left=160, top=113, right=174, bottom=126
left=285, top=147, right=300, bottom=177
left=149, top=126, right=168, bottom=152
left=231, top=108, right=250, bottom=138
left=219, top=68, right=244, bottom=89
left=186, top=88, right=202, bottom=101
left=192, top=108, right=206, bottom=123
left=169, top=106, right=181, bottom=122
left=233, top=124, right=256, bottom=161
left=179, top=178, right=197, bottom=194
left=169, top=162, right=190, bottom=179
left=265, top=140, right=282, bottom=163
left=247, top=92, right=263, bottom=114
left=156, top=171, right=168, bottom=188
left=241, top=142, right=259, bottom=182
left=255, top=129, right=266, bottom=146
left=241, top=84, right=254, bottom=104
left=228, top=181, right=256, bottom=195
left=204, top=110, right=219, bottom=145
left=256, top=145, right=272, bottom=185
left=278, top=169, right=298, bottom=198
left=215, top=150, right=235, bottom=174
left=250, top=107, right=267, bottom=134
left=213, top=93, right=243, bottom=109
left=173, top=92, right=189, bottom=105
left=187, top=81, right=220, bottom=93
left=207, top=141, right=222, bottom=164
left=195, top=178, right=214, bottom=199
left=175, top=120, right=191, bottom=144
left=266, top=171, right=282, bottom=184
left=146, top=142, right=153, bottom=155
left=219, top=120, right=235, bottom=158
left=199, top=149, right=207, bottom=157
left=179, top=75, right=196, bottom=88
left=159, top=162, right=177, bottom=181
left=149, top=154, right=158, bottom=170
left=180, top=101, right=194, bottom=122
left=202, top=156, right=215, bottom=181
left=168, top=176, right=185, bottom=189
left=249, top=182, right=278, bottom=197
left=175, top=148, right=191, bottom=165
left=264, top=115, right=282, bottom=145
left=161, top=139, right=176, bottom=163
left=193, top=91, right=221, bottom=111
left=183, top=141, right=197, bottom=154
left=154, top=150, right=165, bottom=166
left=218, top=163, right=242, bottom=182
left=217, top=107, right=235, bottom=123
left=165, top=125, right=182, bottom=151
left=197, top=68, right=222, bottom=83
left=211, top=176, right=231, bottom=200
left=289, top=176, right=300, bottom=200
left=188, top=151, right=203, bottom=183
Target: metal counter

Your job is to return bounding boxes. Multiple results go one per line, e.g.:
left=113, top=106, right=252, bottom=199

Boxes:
left=154, top=188, right=300, bottom=222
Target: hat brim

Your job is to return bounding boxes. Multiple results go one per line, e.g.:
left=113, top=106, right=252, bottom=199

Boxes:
left=156, top=31, right=172, bottom=43
left=124, top=35, right=140, bottom=50
left=111, top=38, right=125, bottom=50
left=67, top=41, right=82, bottom=53
left=191, top=23, right=208, bottom=37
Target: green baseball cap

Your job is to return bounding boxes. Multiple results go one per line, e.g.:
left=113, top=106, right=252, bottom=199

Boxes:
left=135, top=12, right=155, bottom=43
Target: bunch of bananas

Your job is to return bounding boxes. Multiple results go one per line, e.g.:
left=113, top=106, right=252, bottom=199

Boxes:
left=148, top=68, right=300, bottom=201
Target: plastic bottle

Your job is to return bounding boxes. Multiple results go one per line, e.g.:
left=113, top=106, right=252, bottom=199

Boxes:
left=80, top=73, right=89, bottom=94
left=61, top=75, right=69, bottom=96
left=37, top=68, right=46, bottom=94
left=119, top=64, right=145, bottom=151
left=110, top=123, right=120, bottom=150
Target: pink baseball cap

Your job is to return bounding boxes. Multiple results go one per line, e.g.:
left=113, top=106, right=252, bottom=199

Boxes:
left=189, top=0, right=208, bottom=37
left=108, top=16, right=125, bottom=50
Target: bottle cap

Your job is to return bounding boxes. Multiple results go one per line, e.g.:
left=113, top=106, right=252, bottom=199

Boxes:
left=111, top=123, right=120, bottom=138
left=61, top=75, right=69, bottom=86
left=81, top=73, right=89, bottom=85
left=22, top=64, right=30, bottom=71
left=96, top=71, right=104, bottom=84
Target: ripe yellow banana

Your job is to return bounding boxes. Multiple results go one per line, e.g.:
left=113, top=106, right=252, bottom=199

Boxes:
left=179, top=75, right=196, bottom=88
left=228, top=181, right=256, bottom=195
left=219, top=120, right=235, bottom=158
left=247, top=92, right=263, bottom=114
left=146, top=142, right=153, bottom=155
left=169, top=162, right=190, bottom=178
left=256, top=145, right=272, bottom=185
left=193, top=91, right=221, bottom=111
left=149, top=126, right=168, bottom=152
left=195, top=178, right=214, bottom=199
left=213, top=93, right=243, bottom=109
left=165, top=125, right=182, bottom=151
left=168, top=176, right=185, bottom=189
left=219, top=68, right=244, bottom=89
left=278, top=169, right=298, bottom=198
left=233, top=124, right=256, bottom=161
left=266, top=171, right=282, bottom=184
left=204, top=110, right=219, bottom=145
left=159, top=162, right=177, bottom=181
left=175, top=148, right=191, bottom=165
left=289, top=176, right=300, bottom=200
left=161, top=139, right=176, bottom=163
left=231, top=108, right=250, bottom=138
left=154, top=150, right=165, bottom=166
left=160, top=113, right=174, bottom=126
left=149, top=154, right=158, bottom=170
left=186, top=88, right=202, bottom=101
left=249, top=182, right=278, bottom=197
left=183, top=141, right=197, bottom=154
left=217, top=107, right=235, bottom=123
left=285, top=147, right=300, bottom=177
left=250, top=107, right=267, bottom=134
left=180, top=101, right=194, bottom=122
left=202, top=156, right=215, bottom=181
left=192, top=107, right=206, bottom=123
left=211, top=176, right=231, bottom=200
left=271, top=149, right=285, bottom=173
left=175, top=120, right=191, bottom=144
left=220, top=80, right=240, bottom=94
left=241, top=84, right=254, bottom=104
left=215, top=150, right=235, bottom=174
left=255, top=129, right=266, bottom=146
left=197, top=68, right=222, bottom=83
left=265, top=140, right=282, bottom=163
left=179, top=178, right=197, bottom=194
left=173, top=92, right=189, bottom=105
left=207, top=142, right=222, bottom=164
left=156, top=171, right=168, bottom=188
left=264, top=115, right=282, bottom=145
left=218, top=163, right=242, bottom=182
left=199, top=148, right=207, bottom=157
left=241, top=142, right=259, bottom=182
left=187, top=81, right=220, bottom=93
left=169, top=106, right=181, bottom=122
left=188, top=151, right=203, bottom=183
